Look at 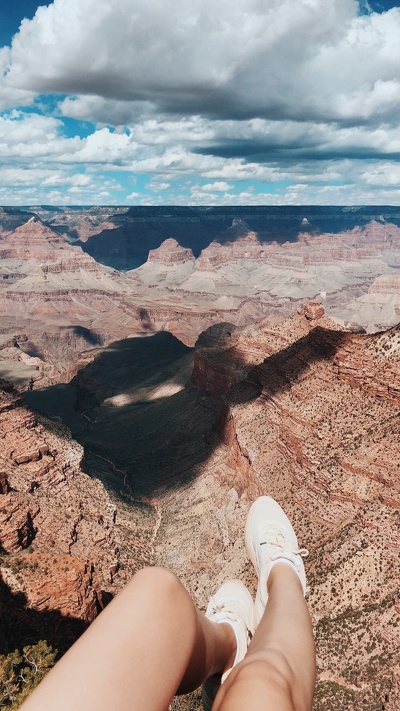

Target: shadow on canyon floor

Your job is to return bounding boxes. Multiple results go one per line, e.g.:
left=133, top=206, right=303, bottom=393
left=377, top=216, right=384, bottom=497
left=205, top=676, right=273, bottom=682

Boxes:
left=25, top=332, right=221, bottom=499
left=24, top=327, right=351, bottom=500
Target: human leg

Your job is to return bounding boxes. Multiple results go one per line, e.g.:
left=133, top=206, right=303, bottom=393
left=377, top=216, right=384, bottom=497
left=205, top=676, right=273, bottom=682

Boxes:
left=201, top=580, right=254, bottom=710
left=20, top=567, right=239, bottom=711
left=20, top=496, right=315, bottom=711
left=211, top=497, right=316, bottom=711
left=212, top=564, right=315, bottom=711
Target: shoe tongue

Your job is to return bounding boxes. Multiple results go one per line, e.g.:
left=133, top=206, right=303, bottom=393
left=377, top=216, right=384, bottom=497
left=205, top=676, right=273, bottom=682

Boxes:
left=262, top=528, right=286, bottom=547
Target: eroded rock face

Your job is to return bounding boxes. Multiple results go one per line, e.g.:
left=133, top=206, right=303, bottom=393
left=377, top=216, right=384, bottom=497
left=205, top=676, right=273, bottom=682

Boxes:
left=0, top=496, right=38, bottom=552
left=368, top=274, right=400, bottom=294
left=299, top=300, right=325, bottom=320
left=154, top=307, right=400, bottom=710
left=147, top=238, right=195, bottom=265
left=1, top=216, right=400, bottom=388
left=0, top=472, right=10, bottom=494
left=0, top=378, right=157, bottom=629
left=1, top=297, right=399, bottom=707
left=0, top=552, right=100, bottom=624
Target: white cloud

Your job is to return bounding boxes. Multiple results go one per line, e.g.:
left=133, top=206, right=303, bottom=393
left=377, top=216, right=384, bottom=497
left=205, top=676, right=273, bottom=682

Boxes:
left=59, top=95, right=152, bottom=127
left=202, top=181, right=232, bottom=192
left=72, top=128, right=137, bottom=164
left=0, top=112, right=139, bottom=167
left=2, top=0, right=400, bottom=205
left=0, top=47, right=35, bottom=111
left=0, top=167, right=51, bottom=186
left=361, top=163, right=400, bottom=187
left=42, top=173, right=92, bottom=187
left=147, top=181, right=171, bottom=192
left=2, top=0, right=397, bottom=125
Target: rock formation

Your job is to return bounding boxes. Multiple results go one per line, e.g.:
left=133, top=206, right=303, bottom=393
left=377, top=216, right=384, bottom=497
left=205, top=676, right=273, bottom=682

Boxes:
left=147, top=238, right=195, bottom=265
left=330, top=273, right=400, bottom=332
left=1, top=294, right=399, bottom=709
left=0, top=378, right=157, bottom=649
left=1, top=205, right=400, bottom=710
left=74, top=205, right=400, bottom=269
left=1, top=213, right=400, bottom=391
left=174, top=303, right=400, bottom=709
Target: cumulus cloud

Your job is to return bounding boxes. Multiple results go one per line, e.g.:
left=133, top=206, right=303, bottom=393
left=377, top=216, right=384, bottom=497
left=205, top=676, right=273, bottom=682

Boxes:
left=2, top=0, right=400, bottom=204
left=0, top=47, right=35, bottom=111
left=202, top=181, right=232, bottom=192
left=41, top=173, right=92, bottom=187
left=0, top=112, right=140, bottom=166
left=4, top=0, right=400, bottom=126
left=361, top=163, right=400, bottom=186
left=59, top=95, right=152, bottom=127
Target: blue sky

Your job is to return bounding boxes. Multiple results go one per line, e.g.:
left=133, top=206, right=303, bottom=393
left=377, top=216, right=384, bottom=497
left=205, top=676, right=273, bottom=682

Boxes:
left=1, top=0, right=400, bottom=206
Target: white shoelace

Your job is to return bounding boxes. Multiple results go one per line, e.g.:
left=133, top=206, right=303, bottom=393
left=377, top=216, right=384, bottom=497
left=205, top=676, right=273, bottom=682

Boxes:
left=259, top=525, right=309, bottom=559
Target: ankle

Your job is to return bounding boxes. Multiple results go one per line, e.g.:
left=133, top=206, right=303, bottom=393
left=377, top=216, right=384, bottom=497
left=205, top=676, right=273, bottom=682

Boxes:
left=267, top=560, right=304, bottom=594
left=215, top=621, right=237, bottom=676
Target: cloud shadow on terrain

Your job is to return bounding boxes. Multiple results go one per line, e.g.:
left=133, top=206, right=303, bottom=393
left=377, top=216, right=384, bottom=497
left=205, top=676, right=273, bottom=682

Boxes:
left=25, top=332, right=221, bottom=499
left=79, top=206, right=400, bottom=269
left=24, top=325, right=352, bottom=502
left=226, top=327, right=350, bottom=407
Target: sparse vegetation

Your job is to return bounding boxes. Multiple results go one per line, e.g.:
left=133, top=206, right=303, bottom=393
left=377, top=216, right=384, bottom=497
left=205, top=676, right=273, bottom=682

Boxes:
left=0, top=641, right=57, bottom=709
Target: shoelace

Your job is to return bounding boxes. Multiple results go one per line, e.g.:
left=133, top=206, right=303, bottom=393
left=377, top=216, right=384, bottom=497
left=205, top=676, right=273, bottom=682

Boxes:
left=259, top=525, right=309, bottom=558
left=208, top=602, right=252, bottom=640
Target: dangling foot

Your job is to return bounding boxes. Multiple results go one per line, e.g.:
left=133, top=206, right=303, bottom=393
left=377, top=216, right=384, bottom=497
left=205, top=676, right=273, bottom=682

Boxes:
left=245, top=496, right=308, bottom=627
left=201, top=580, right=254, bottom=711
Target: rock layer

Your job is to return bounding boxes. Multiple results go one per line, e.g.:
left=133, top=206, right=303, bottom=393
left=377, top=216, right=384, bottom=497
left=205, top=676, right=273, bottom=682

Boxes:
left=1, top=215, right=400, bottom=389
left=148, top=238, right=195, bottom=264
left=5, top=296, right=399, bottom=710
left=0, top=378, right=157, bottom=634
left=156, top=305, right=400, bottom=710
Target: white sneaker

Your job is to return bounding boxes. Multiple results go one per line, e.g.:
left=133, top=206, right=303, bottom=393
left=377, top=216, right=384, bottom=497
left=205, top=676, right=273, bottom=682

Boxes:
left=245, top=496, right=308, bottom=627
left=201, top=580, right=254, bottom=711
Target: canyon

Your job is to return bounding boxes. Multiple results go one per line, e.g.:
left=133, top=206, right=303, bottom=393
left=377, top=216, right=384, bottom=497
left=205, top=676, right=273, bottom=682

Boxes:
left=7, top=303, right=399, bottom=711
left=0, top=209, right=400, bottom=392
left=0, top=206, right=399, bottom=710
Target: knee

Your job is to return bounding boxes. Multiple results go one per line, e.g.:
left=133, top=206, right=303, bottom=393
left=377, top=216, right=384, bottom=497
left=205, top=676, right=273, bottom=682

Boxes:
left=127, top=567, right=198, bottom=650
left=223, top=651, right=296, bottom=708
left=126, top=566, right=195, bottom=616
left=131, top=565, right=181, bottom=592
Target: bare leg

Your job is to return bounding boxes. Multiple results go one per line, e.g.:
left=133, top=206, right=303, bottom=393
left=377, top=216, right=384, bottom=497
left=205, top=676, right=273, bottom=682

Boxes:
left=20, top=567, right=236, bottom=711
left=213, top=563, right=316, bottom=711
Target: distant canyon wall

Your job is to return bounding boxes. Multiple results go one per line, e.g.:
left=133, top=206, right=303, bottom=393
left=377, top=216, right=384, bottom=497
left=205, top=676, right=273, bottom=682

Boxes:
left=0, top=212, right=400, bottom=392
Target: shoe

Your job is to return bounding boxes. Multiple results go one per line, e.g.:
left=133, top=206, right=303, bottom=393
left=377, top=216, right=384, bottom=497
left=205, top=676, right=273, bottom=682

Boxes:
left=201, top=580, right=254, bottom=711
left=245, top=496, right=308, bottom=627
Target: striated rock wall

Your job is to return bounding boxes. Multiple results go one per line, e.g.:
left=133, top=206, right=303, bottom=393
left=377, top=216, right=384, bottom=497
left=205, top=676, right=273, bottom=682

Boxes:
left=192, top=307, right=400, bottom=407
left=0, top=378, right=157, bottom=633
left=167, top=302, right=400, bottom=710
left=0, top=552, right=99, bottom=624
left=1, top=295, right=396, bottom=708
left=1, top=216, right=400, bottom=389
left=191, top=347, right=246, bottom=396
left=368, top=274, right=400, bottom=294
left=147, top=238, right=195, bottom=264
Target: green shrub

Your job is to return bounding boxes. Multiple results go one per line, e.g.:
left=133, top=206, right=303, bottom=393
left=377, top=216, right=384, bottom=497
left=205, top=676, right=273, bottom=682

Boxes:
left=0, top=640, right=57, bottom=709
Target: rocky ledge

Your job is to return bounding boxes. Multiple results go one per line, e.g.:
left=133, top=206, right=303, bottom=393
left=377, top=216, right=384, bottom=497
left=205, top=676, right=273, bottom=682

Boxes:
left=0, top=378, right=157, bottom=641
left=164, top=302, right=400, bottom=709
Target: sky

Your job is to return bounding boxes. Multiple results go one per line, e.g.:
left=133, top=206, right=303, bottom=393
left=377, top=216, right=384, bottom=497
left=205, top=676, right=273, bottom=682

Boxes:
left=1, top=0, right=400, bottom=206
